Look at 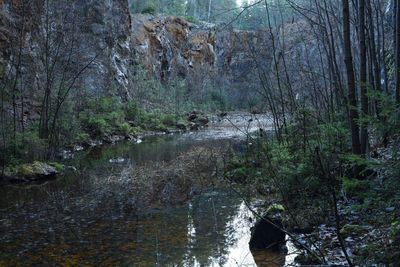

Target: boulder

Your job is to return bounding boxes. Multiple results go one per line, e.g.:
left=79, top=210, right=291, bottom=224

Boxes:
left=249, top=215, right=286, bottom=250
left=195, top=116, right=209, bottom=126
left=2, top=161, right=62, bottom=183
left=187, top=110, right=209, bottom=130
left=189, top=122, right=199, bottom=131
left=176, top=121, right=188, bottom=131
left=188, top=110, right=199, bottom=121
left=102, top=134, right=125, bottom=144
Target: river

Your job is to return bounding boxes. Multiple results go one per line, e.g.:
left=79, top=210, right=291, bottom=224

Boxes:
left=0, top=113, right=298, bottom=266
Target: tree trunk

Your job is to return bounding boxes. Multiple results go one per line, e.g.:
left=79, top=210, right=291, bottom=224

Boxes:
left=343, top=0, right=362, bottom=158
left=396, top=0, right=400, bottom=103
left=359, top=0, right=369, bottom=155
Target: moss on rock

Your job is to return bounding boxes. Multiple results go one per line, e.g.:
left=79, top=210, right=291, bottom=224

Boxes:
left=267, top=204, right=285, bottom=214
left=3, top=161, right=63, bottom=183
left=340, top=224, right=367, bottom=237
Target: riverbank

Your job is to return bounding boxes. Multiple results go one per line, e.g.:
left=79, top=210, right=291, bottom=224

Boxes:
left=225, top=132, right=400, bottom=266
left=0, top=109, right=216, bottom=184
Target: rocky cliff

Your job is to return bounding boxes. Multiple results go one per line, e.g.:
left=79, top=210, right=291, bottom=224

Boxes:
left=131, top=14, right=272, bottom=104
left=0, top=0, right=132, bottom=100
left=0, top=0, right=271, bottom=107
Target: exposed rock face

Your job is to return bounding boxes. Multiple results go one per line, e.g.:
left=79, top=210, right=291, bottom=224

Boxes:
left=132, top=15, right=194, bottom=81
left=71, top=0, right=133, bottom=97
left=0, top=0, right=132, bottom=99
left=131, top=15, right=272, bottom=105
left=0, top=1, right=272, bottom=108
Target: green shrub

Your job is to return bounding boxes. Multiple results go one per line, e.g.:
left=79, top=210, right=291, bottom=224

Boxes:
left=87, top=97, right=118, bottom=113
left=138, top=112, right=167, bottom=131
left=160, top=114, right=176, bottom=127
left=185, top=16, right=197, bottom=23
left=107, top=111, right=125, bottom=127
left=141, top=2, right=156, bottom=14
left=74, top=132, right=90, bottom=143
left=131, top=126, right=143, bottom=135
left=81, top=114, right=109, bottom=137
left=225, top=159, right=253, bottom=183
left=125, top=102, right=141, bottom=122
left=12, top=130, right=47, bottom=163
left=119, top=122, right=133, bottom=136
left=342, top=177, right=370, bottom=197
left=209, top=89, right=229, bottom=111
left=80, top=97, right=127, bottom=137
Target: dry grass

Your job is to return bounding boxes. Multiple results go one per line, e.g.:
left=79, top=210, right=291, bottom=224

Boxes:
left=128, top=146, right=228, bottom=206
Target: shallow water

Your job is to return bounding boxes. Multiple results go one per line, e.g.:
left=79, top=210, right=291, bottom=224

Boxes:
left=0, top=113, right=297, bottom=266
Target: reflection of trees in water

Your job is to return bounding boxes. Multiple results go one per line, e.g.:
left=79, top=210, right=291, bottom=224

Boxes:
left=0, top=140, right=245, bottom=266
left=0, top=186, right=246, bottom=266
left=184, top=191, right=243, bottom=266
left=129, top=191, right=244, bottom=266
left=0, top=130, right=255, bottom=265
left=123, top=208, right=190, bottom=266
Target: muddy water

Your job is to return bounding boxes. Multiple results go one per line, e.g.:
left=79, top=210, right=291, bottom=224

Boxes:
left=0, top=113, right=297, bottom=266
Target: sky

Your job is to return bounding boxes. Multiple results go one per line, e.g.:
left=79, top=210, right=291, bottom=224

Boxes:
left=236, top=0, right=243, bottom=6
left=236, top=0, right=257, bottom=7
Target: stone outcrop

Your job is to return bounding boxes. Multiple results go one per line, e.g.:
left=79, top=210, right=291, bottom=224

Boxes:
left=0, top=0, right=132, bottom=99
left=131, top=15, right=272, bottom=105
left=0, top=1, right=272, bottom=109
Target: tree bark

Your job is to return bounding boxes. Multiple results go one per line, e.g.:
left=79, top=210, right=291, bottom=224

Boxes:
left=396, top=0, right=400, bottom=103
left=359, top=0, right=369, bottom=155
left=343, top=0, right=362, bottom=157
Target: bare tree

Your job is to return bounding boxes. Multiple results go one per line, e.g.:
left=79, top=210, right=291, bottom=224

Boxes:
left=343, top=0, right=362, bottom=159
left=359, top=0, right=369, bottom=155
left=396, top=0, right=400, bottom=103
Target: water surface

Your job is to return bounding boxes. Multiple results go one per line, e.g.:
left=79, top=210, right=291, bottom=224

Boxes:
left=0, top=113, right=297, bottom=266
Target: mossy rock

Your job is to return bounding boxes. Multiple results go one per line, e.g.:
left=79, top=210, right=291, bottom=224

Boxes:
left=267, top=204, right=285, bottom=214
left=20, top=161, right=58, bottom=176
left=48, top=162, right=65, bottom=172
left=340, top=224, right=367, bottom=237
left=4, top=161, right=61, bottom=182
